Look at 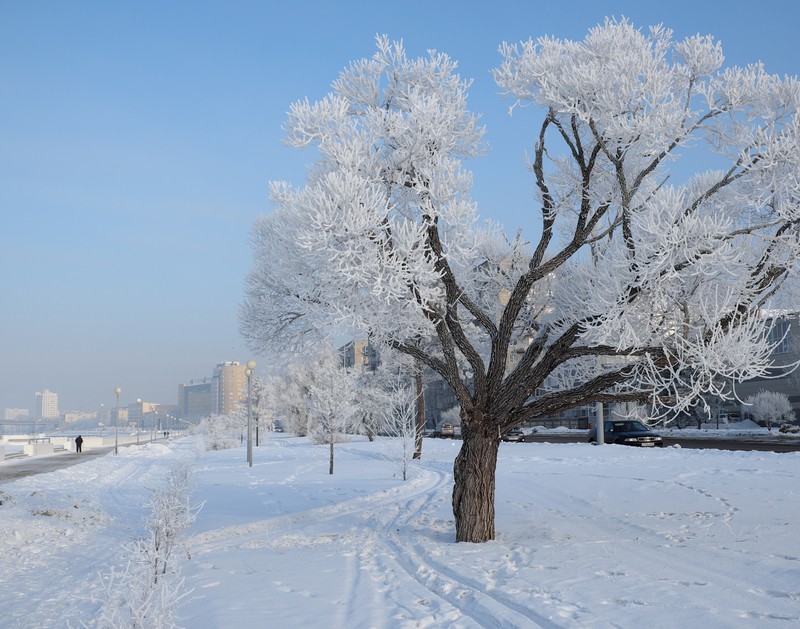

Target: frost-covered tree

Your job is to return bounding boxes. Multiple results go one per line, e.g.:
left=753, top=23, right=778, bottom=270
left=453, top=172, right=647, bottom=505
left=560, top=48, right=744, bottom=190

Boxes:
left=309, top=359, right=359, bottom=474
left=241, top=23, right=800, bottom=542
left=356, top=361, right=420, bottom=478
left=203, top=411, right=246, bottom=451
left=375, top=371, right=419, bottom=481
left=303, top=349, right=361, bottom=474
left=744, top=389, right=795, bottom=430
left=353, top=371, right=382, bottom=441
left=357, top=346, right=428, bottom=456
left=250, top=375, right=269, bottom=443
left=266, top=364, right=314, bottom=436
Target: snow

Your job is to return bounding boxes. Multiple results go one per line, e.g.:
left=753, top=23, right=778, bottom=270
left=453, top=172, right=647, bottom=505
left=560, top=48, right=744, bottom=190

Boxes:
left=2, top=434, right=800, bottom=627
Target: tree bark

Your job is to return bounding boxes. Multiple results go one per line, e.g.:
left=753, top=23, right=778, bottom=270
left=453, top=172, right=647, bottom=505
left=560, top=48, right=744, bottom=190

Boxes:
left=452, top=417, right=499, bottom=542
left=413, top=363, right=425, bottom=459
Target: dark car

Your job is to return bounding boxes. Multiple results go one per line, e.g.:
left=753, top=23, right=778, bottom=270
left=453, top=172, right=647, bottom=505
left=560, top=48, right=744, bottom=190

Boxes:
left=501, top=429, right=525, bottom=442
left=588, top=420, right=664, bottom=447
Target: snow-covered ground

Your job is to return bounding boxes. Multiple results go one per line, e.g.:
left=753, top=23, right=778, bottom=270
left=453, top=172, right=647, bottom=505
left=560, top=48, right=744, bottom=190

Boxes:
left=1, top=433, right=799, bottom=628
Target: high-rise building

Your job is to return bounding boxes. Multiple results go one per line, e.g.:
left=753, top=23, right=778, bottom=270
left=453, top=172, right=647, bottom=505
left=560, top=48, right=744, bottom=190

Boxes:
left=178, top=363, right=249, bottom=420
left=34, top=389, right=59, bottom=419
left=339, top=339, right=377, bottom=373
left=215, top=362, right=247, bottom=415
left=178, top=377, right=219, bottom=421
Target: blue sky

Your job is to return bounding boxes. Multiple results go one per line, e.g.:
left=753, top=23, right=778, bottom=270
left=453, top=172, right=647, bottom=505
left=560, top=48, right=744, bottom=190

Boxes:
left=1, top=0, right=798, bottom=413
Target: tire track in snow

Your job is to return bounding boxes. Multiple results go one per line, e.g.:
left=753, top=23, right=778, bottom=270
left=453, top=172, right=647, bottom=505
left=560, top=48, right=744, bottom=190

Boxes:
left=335, top=528, right=395, bottom=629
left=187, top=451, right=459, bottom=627
left=188, top=455, right=450, bottom=556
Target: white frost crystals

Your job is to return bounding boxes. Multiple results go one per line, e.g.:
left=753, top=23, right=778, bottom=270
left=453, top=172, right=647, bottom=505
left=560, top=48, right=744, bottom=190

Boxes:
left=241, top=35, right=487, bottom=351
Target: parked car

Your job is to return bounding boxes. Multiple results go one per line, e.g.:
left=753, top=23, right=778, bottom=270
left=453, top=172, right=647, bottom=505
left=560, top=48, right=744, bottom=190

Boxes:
left=501, top=429, right=525, bottom=442
left=588, top=420, right=664, bottom=447
left=438, top=423, right=456, bottom=438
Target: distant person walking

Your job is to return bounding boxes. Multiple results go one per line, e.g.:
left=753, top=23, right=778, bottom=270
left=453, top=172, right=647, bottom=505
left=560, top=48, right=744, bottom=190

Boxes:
left=75, top=435, right=83, bottom=453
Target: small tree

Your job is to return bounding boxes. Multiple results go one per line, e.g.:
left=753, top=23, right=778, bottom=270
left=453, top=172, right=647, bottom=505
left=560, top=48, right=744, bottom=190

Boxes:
left=287, top=347, right=361, bottom=474
left=356, top=346, right=428, bottom=456
left=97, top=460, right=199, bottom=627
left=744, top=390, right=795, bottom=431
left=249, top=375, right=272, bottom=444
left=368, top=369, right=419, bottom=480
left=265, top=365, right=313, bottom=436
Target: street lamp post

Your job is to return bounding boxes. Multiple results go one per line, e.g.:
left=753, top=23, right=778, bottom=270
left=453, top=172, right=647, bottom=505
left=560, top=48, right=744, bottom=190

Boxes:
left=594, top=357, right=605, bottom=446
left=114, top=387, right=122, bottom=455
left=246, top=360, right=256, bottom=467
left=136, top=398, right=142, bottom=444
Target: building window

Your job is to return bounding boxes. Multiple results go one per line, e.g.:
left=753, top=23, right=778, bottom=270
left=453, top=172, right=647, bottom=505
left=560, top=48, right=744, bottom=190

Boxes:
left=768, top=319, right=790, bottom=355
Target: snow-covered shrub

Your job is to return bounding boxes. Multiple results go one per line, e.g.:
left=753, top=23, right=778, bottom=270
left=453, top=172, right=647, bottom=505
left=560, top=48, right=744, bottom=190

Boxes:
left=204, top=412, right=245, bottom=451
left=95, top=459, right=201, bottom=628
left=744, top=390, right=795, bottom=431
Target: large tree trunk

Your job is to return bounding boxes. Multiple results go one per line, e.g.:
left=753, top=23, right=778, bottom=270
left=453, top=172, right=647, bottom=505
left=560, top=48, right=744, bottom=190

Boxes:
left=452, top=417, right=499, bottom=542
left=413, top=363, right=425, bottom=460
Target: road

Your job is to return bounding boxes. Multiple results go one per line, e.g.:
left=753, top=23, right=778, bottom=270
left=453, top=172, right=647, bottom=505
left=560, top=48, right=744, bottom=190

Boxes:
left=521, top=432, right=800, bottom=453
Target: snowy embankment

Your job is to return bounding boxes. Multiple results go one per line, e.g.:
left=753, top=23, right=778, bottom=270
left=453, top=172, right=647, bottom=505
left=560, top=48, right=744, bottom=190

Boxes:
left=1, top=435, right=799, bottom=628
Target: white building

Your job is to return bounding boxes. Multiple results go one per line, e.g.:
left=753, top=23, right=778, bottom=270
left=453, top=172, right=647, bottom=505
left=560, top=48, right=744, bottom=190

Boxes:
left=35, top=389, right=59, bottom=419
left=4, top=407, right=30, bottom=420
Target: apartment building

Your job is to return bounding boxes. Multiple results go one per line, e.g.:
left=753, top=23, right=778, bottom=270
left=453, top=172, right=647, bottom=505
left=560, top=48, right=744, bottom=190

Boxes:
left=178, top=362, right=250, bottom=420
left=34, top=389, right=59, bottom=419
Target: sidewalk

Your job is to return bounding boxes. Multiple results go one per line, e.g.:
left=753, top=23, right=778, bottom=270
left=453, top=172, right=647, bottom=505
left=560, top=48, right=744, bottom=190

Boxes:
left=0, top=446, right=116, bottom=484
